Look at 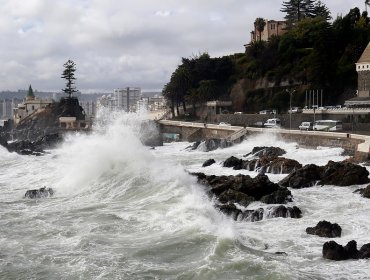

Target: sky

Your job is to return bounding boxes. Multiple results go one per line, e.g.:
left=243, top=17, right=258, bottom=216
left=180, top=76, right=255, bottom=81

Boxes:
left=0, top=0, right=365, bottom=93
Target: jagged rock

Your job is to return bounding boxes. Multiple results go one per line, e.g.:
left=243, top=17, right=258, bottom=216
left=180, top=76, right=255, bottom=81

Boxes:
left=354, top=185, right=370, bottom=198
left=306, top=220, right=342, bottom=237
left=202, top=159, right=216, bottom=167
left=0, top=135, right=8, bottom=149
left=25, top=187, right=54, bottom=199
left=267, top=205, right=302, bottom=218
left=218, top=189, right=255, bottom=207
left=240, top=205, right=302, bottom=221
left=320, top=160, right=369, bottom=186
left=265, top=157, right=302, bottom=174
left=279, top=164, right=322, bottom=189
left=196, top=139, right=233, bottom=152
left=223, top=156, right=243, bottom=169
left=322, top=240, right=370, bottom=261
left=187, top=141, right=201, bottom=150
left=260, top=188, right=292, bottom=204
left=216, top=203, right=241, bottom=220
left=251, top=146, right=286, bottom=158
left=240, top=208, right=264, bottom=222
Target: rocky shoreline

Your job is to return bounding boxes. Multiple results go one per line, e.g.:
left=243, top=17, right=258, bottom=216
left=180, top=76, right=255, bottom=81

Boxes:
left=193, top=145, right=370, bottom=261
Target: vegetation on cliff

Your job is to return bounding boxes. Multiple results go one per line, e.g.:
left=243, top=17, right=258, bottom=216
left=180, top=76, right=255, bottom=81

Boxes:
left=163, top=6, right=370, bottom=114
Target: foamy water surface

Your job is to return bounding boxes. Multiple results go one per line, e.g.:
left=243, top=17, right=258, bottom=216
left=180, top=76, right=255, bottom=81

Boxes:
left=0, top=111, right=369, bottom=280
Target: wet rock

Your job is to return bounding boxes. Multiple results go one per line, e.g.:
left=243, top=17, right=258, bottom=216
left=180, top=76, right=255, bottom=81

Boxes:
left=216, top=203, right=241, bottom=221
left=359, top=244, right=370, bottom=259
left=223, top=156, right=243, bottom=169
left=354, top=185, right=370, bottom=198
left=279, top=164, right=322, bottom=189
left=320, top=160, right=369, bottom=186
left=202, top=159, right=216, bottom=167
left=25, top=187, right=54, bottom=199
left=306, top=220, right=342, bottom=238
left=322, top=240, right=364, bottom=261
left=218, top=189, right=255, bottom=207
left=196, top=139, right=232, bottom=152
left=265, top=157, right=302, bottom=174
left=260, top=188, right=293, bottom=204
left=0, top=135, right=8, bottom=149
left=241, top=208, right=264, bottom=222
left=266, top=205, right=302, bottom=218
left=274, top=252, right=288, bottom=256
left=251, top=146, right=286, bottom=158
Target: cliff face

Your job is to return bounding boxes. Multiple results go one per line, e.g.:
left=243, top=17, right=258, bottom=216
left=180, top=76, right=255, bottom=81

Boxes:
left=13, top=97, right=85, bottom=142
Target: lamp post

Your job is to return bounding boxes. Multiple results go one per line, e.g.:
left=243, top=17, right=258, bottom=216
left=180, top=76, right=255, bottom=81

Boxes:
left=286, top=89, right=296, bottom=130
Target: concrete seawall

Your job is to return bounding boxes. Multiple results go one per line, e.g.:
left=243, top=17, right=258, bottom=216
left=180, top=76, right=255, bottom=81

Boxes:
left=159, top=120, right=370, bottom=162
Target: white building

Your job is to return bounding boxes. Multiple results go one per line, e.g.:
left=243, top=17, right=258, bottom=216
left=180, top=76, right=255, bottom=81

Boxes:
left=98, top=87, right=141, bottom=112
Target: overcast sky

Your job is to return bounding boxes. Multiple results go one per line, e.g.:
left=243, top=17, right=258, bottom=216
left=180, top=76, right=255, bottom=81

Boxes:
left=0, top=0, right=365, bottom=93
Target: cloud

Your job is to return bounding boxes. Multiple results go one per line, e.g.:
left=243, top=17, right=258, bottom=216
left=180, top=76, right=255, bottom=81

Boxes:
left=0, top=0, right=365, bottom=92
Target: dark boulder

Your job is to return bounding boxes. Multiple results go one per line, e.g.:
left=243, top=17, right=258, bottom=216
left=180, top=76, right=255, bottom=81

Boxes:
left=265, top=157, right=302, bottom=174
left=0, top=135, right=8, bottom=149
left=323, top=240, right=361, bottom=261
left=320, top=160, right=369, bottom=186
left=232, top=174, right=280, bottom=200
left=216, top=203, right=241, bottom=221
left=279, top=164, right=323, bottom=189
left=252, top=146, right=286, bottom=158
left=359, top=244, right=370, bottom=259
left=323, top=241, right=348, bottom=261
left=218, top=189, right=255, bottom=207
left=202, top=159, right=216, bottom=167
left=260, top=188, right=292, bottom=204
left=306, top=220, right=342, bottom=237
left=25, top=187, right=54, bottom=199
left=223, top=156, right=244, bottom=169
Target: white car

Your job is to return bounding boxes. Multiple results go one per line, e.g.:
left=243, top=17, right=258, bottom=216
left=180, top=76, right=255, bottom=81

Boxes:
left=299, top=122, right=313, bottom=130
left=264, top=118, right=281, bottom=128
left=219, top=122, right=231, bottom=126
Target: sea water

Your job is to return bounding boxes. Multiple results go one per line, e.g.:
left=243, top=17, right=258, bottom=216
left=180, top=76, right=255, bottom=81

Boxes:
left=0, top=110, right=369, bottom=280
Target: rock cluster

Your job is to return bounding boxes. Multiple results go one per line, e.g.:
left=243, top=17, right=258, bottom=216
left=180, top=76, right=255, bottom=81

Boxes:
left=25, top=187, right=54, bottom=199
left=323, top=240, right=370, bottom=260
left=192, top=172, right=301, bottom=221
left=306, top=220, right=342, bottom=238
left=0, top=133, right=62, bottom=156
left=279, top=160, right=369, bottom=188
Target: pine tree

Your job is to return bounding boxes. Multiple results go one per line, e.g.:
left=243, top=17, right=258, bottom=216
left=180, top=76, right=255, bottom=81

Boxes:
left=61, top=60, right=78, bottom=98
left=281, top=0, right=318, bottom=26
left=312, top=1, right=331, bottom=21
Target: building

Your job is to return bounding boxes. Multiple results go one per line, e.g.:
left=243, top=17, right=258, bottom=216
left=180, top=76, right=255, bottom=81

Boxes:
left=98, top=87, right=141, bottom=112
left=250, top=19, right=287, bottom=43
left=345, top=42, right=370, bottom=108
left=13, top=88, right=53, bottom=125
left=79, top=100, right=96, bottom=118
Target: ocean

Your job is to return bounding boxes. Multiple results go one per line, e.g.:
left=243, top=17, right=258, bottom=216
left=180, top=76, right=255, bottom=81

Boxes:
left=0, top=111, right=369, bottom=280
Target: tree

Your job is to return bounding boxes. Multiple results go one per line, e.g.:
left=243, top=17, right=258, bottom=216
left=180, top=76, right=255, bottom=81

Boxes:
left=281, top=0, right=316, bottom=26
left=254, top=18, right=266, bottom=41
left=312, top=1, right=331, bottom=21
left=61, top=60, right=78, bottom=98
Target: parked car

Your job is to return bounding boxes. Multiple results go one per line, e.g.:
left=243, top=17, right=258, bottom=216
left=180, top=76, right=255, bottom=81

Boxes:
left=288, top=107, right=302, bottom=113
left=219, top=122, right=231, bottom=126
left=264, top=118, right=281, bottom=128
left=299, top=121, right=313, bottom=130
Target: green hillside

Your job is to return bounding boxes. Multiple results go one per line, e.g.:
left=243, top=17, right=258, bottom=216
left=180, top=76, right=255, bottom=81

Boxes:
left=163, top=6, right=370, bottom=115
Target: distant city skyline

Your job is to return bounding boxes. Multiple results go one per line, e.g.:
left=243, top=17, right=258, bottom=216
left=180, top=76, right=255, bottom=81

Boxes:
left=0, top=0, right=365, bottom=92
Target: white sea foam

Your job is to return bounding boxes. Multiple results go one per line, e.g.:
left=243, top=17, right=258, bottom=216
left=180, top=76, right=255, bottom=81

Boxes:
left=0, top=111, right=369, bottom=279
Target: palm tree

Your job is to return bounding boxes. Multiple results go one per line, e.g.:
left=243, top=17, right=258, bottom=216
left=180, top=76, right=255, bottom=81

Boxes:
left=254, top=18, right=266, bottom=41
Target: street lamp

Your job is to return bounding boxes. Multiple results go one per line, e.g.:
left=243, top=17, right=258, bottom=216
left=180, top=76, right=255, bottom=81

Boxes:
left=286, top=89, right=296, bottom=130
